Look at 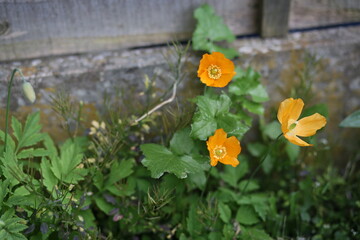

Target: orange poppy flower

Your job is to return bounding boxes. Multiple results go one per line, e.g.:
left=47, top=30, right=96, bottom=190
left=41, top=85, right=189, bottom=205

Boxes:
left=277, top=98, right=327, bottom=147
left=207, top=128, right=241, bottom=167
left=197, top=52, right=236, bottom=87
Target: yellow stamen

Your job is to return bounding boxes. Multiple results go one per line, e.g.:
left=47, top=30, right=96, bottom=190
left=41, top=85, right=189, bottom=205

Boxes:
left=207, top=64, right=222, bottom=79
left=213, top=146, right=226, bottom=159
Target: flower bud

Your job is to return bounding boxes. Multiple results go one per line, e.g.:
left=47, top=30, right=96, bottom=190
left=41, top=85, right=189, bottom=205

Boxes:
left=22, top=81, right=36, bottom=103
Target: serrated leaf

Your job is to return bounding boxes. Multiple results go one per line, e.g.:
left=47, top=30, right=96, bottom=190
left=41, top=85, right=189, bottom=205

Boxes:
left=218, top=202, right=231, bottom=223
left=170, top=128, right=194, bottom=155
left=141, top=144, right=205, bottom=179
left=50, top=138, right=88, bottom=184
left=192, top=4, right=238, bottom=58
left=339, top=109, right=360, bottom=128
left=105, top=159, right=134, bottom=188
left=217, top=114, right=250, bottom=139
left=0, top=180, right=10, bottom=211
left=253, top=201, right=269, bottom=221
left=40, top=158, right=58, bottom=192
left=229, top=68, right=261, bottom=96
left=17, top=148, right=49, bottom=159
left=190, top=115, right=217, bottom=141
left=236, top=205, right=259, bottom=225
left=14, top=112, right=44, bottom=153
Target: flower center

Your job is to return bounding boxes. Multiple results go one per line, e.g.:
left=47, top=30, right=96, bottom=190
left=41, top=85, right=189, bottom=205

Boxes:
left=286, top=120, right=298, bottom=136
left=213, top=146, right=227, bottom=159
left=289, top=122, right=297, bottom=130
left=207, top=64, right=222, bottom=79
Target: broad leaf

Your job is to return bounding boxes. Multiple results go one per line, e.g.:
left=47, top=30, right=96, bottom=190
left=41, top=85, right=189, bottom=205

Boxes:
left=192, top=4, right=238, bottom=59
left=170, top=128, right=194, bottom=155
left=236, top=205, right=259, bottom=225
left=218, top=202, right=231, bottom=223
left=141, top=144, right=205, bottom=179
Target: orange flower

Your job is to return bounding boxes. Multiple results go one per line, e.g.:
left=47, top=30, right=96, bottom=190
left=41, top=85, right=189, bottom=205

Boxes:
left=277, top=98, right=327, bottom=147
left=197, top=52, right=236, bottom=87
left=207, top=129, right=241, bottom=167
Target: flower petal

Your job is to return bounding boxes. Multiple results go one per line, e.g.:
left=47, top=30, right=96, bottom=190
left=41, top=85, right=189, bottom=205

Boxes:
left=210, top=157, right=218, bottom=167
left=295, top=113, right=327, bottom=137
left=199, top=71, right=215, bottom=86
left=284, top=134, right=312, bottom=147
left=220, top=156, right=239, bottom=167
left=224, top=136, right=241, bottom=158
left=277, top=98, right=304, bottom=124
left=207, top=128, right=227, bottom=150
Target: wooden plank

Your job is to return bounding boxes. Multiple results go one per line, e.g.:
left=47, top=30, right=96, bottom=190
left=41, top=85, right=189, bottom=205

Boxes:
left=261, top=0, right=291, bottom=38
left=0, top=0, right=359, bottom=61
left=0, top=0, right=258, bottom=61
left=290, top=0, right=360, bottom=29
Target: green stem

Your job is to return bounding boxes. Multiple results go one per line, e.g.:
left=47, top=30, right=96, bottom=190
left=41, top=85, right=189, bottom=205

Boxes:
left=4, top=68, right=23, bottom=154
left=240, top=133, right=283, bottom=196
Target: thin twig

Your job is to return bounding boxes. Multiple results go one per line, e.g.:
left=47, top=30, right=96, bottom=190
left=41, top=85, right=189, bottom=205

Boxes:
left=132, top=81, right=178, bottom=125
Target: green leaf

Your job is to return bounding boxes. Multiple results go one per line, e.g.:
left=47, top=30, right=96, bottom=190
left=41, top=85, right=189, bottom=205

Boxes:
left=141, top=144, right=205, bottom=179
left=192, top=4, right=238, bottom=58
left=0, top=209, right=27, bottom=240
left=339, top=109, right=360, bottom=128
left=221, top=165, right=242, bottom=188
left=187, top=205, right=202, bottom=236
left=13, top=112, right=44, bottom=153
left=247, top=142, right=266, bottom=158
left=105, top=159, right=134, bottom=188
left=94, top=196, right=114, bottom=214
left=240, top=227, right=272, bottom=240
left=217, top=114, right=250, bottom=139
left=50, top=138, right=88, bottom=184
left=263, top=121, right=281, bottom=140
left=285, top=141, right=300, bottom=163
left=243, top=99, right=264, bottom=115
left=190, top=113, right=217, bottom=141
left=0, top=180, right=10, bottom=210
left=248, top=85, right=269, bottom=103
left=236, top=205, right=259, bottom=225
left=170, top=128, right=194, bottom=155
left=261, top=155, right=274, bottom=175
left=40, top=158, right=58, bottom=192
left=17, top=148, right=49, bottom=159
left=229, top=68, right=261, bottom=96
left=218, top=202, right=231, bottom=223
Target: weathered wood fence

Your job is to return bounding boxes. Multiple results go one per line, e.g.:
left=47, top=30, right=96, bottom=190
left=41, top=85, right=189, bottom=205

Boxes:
left=0, top=0, right=359, bottom=61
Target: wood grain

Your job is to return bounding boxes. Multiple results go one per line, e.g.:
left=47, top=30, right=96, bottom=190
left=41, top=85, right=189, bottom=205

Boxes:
left=0, top=0, right=359, bottom=61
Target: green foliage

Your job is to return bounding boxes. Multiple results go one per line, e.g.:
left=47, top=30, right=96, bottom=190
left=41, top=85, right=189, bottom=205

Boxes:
left=339, top=109, right=360, bottom=128
left=141, top=139, right=208, bottom=179
left=191, top=93, right=249, bottom=140
left=192, top=4, right=238, bottom=59
left=0, top=209, right=27, bottom=240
